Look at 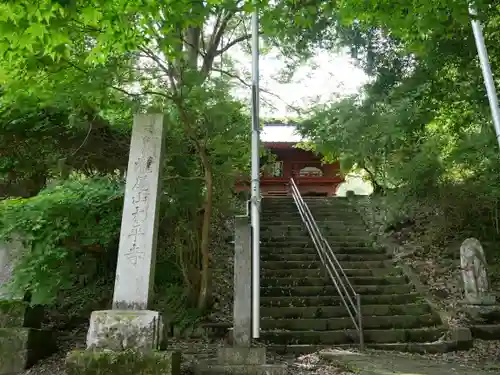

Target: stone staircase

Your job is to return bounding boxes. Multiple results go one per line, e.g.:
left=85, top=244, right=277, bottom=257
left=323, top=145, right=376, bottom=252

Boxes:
left=260, top=196, right=448, bottom=355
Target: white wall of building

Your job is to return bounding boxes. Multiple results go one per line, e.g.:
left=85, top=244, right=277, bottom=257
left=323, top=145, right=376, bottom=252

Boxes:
left=336, top=173, right=373, bottom=196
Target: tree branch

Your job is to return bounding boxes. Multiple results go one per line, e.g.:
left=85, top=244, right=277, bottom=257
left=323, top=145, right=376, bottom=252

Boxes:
left=211, top=68, right=303, bottom=114
left=138, top=46, right=170, bottom=75
left=201, top=9, right=237, bottom=78
left=214, top=33, right=251, bottom=56
left=214, top=27, right=265, bottom=58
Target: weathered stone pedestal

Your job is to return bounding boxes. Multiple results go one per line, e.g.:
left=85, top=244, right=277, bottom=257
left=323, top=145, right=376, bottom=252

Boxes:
left=65, top=114, right=180, bottom=375
left=85, top=310, right=164, bottom=350
left=0, top=300, right=54, bottom=375
left=194, top=217, right=286, bottom=375
left=66, top=350, right=180, bottom=375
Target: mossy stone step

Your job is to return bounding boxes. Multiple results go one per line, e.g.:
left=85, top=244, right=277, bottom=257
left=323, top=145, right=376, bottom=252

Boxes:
left=261, top=254, right=319, bottom=262
left=261, top=215, right=362, bottom=221
left=261, top=230, right=367, bottom=237
left=349, top=276, right=407, bottom=285
left=267, top=341, right=460, bottom=355
left=265, top=345, right=326, bottom=356
left=194, top=363, right=287, bottom=375
left=261, top=230, right=370, bottom=238
left=262, top=260, right=391, bottom=270
left=261, top=235, right=370, bottom=243
left=260, top=246, right=319, bottom=254
left=261, top=275, right=407, bottom=288
left=260, top=221, right=304, bottom=226
left=260, top=327, right=445, bottom=345
left=470, top=324, right=500, bottom=340
left=261, top=206, right=353, bottom=211
left=260, top=214, right=359, bottom=220
left=261, top=224, right=367, bottom=231
left=260, top=293, right=422, bottom=307
left=309, top=209, right=359, bottom=215
left=262, top=260, right=323, bottom=269
left=262, top=200, right=349, bottom=204
left=261, top=219, right=364, bottom=226
left=261, top=246, right=385, bottom=255
left=261, top=284, right=413, bottom=297
left=261, top=242, right=375, bottom=250
left=261, top=253, right=388, bottom=262
left=365, top=341, right=466, bottom=353
left=261, top=303, right=432, bottom=319
left=262, top=210, right=353, bottom=215
left=261, top=229, right=370, bottom=237
left=261, top=268, right=386, bottom=278
left=261, top=314, right=439, bottom=331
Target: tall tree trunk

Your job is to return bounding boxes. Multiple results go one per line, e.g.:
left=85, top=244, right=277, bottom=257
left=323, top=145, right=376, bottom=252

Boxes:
left=185, top=26, right=201, bottom=70
left=197, top=146, right=213, bottom=311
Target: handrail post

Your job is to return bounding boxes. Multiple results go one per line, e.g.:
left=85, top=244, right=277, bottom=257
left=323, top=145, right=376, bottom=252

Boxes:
left=356, top=293, right=364, bottom=351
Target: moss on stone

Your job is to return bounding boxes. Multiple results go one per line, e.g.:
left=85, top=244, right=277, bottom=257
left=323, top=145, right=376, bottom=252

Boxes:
left=0, top=299, right=44, bottom=328
left=0, top=328, right=29, bottom=374
left=0, top=300, right=27, bottom=328
left=65, top=350, right=181, bottom=375
left=0, top=327, right=56, bottom=374
left=0, top=327, right=30, bottom=351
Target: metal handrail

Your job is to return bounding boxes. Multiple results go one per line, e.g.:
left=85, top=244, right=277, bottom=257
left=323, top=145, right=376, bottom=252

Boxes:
left=289, top=178, right=364, bottom=350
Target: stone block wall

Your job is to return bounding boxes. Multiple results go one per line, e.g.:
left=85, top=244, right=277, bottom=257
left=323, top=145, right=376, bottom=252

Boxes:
left=0, top=300, right=55, bottom=374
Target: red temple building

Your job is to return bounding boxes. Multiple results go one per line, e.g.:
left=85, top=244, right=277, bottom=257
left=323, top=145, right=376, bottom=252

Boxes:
left=235, top=141, right=344, bottom=197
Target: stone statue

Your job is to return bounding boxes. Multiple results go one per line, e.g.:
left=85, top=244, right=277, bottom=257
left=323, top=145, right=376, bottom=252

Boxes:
left=460, top=238, right=496, bottom=305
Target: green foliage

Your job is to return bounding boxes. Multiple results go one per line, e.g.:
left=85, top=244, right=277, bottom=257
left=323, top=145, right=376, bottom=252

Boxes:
left=0, top=178, right=123, bottom=305
left=0, top=0, right=362, bottom=330
left=0, top=98, right=134, bottom=199
left=295, top=0, right=500, bottom=248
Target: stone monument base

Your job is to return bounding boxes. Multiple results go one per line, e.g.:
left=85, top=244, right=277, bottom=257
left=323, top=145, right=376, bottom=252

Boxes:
left=66, top=350, right=181, bottom=375
left=194, top=347, right=287, bottom=375
left=86, top=310, right=164, bottom=350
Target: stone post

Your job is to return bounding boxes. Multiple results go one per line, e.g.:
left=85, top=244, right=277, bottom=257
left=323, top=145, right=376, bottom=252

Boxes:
left=66, top=114, right=180, bottom=375
left=232, top=216, right=252, bottom=346
left=197, top=216, right=285, bottom=375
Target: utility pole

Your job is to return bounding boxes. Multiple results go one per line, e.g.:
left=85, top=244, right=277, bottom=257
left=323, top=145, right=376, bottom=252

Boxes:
left=468, top=2, right=500, bottom=147
left=250, top=2, right=261, bottom=339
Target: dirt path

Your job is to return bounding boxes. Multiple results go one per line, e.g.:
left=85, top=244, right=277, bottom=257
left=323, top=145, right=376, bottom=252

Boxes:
left=319, top=349, right=499, bottom=375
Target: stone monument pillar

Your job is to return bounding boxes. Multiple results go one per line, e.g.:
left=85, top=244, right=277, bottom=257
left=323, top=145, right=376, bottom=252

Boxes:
left=66, top=114, right=180, bottom=375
